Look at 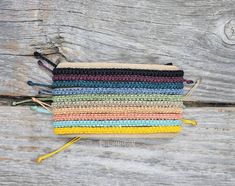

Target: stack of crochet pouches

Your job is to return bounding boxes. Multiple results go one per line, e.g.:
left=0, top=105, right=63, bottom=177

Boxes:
left=12, top=52, right=197, bottom=163
left=25, top=52, right=196, bottom=138
left=50, top=62, right=185, bottom=137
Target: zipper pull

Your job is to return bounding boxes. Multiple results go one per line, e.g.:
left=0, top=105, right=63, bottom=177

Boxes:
left=27, top=81, right=52, bottom=88
left=37, top=60, right=53, bottom=73
left=164, top=63, right=173, bottom=65
left=180, top=119, right=197, bottom=126
left=34, top=51, right=57, bottom=68
left=11, top=97, right=52, bottom=106
left=38, top=89, right=52, bottom=95
left=183, top=79, right=194, bottom=84
left=35, top=137, right=81, bottom=164
left=31, top=97, right=52, bottom=112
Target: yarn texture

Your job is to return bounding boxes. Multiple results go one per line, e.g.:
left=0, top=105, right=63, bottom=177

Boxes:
left=51, top=62, right=185, bottom=135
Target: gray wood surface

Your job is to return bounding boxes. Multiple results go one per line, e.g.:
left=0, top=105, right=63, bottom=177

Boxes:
left=1, top=0, right=235, bottom=102
left=0, top=106, right=234, bottom=186
left=1, top=1, right=235, bottom=186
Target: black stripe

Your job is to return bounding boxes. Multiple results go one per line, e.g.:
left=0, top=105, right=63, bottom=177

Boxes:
left=53, top=68, right=184, bottom=77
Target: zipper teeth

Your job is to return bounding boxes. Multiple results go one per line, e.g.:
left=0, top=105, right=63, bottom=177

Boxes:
left=55, top=120, right=179, bottom=124
left=56, top=62, right=180, bottom=70
left=54, top=98, right=182, bottom=102
left=54, top=117, right=180, bottom=121
left=54, top=96, right=182, bottom=100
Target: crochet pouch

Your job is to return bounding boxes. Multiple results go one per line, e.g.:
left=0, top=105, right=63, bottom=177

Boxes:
left=13, top=52, right=197, bottom=163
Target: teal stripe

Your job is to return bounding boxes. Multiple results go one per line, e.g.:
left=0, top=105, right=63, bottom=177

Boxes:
left=53, top=120, right=181, bottom=128
left=52, top=81, right=183, bottom=89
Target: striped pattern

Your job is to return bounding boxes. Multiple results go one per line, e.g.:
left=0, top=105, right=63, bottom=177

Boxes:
left=51, top=62, right=185, bottom=135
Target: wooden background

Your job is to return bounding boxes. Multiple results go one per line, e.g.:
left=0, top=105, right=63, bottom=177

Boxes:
left=0, top=0, right=234, bottom=185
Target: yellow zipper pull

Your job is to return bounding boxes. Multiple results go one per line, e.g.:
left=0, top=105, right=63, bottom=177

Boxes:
left=35, top=137, right=81, bottom=164
left=181, top=119, right=197, bottom=126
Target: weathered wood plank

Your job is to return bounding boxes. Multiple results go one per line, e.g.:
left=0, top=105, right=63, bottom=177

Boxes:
left=0, top=106, right=234, bottom=185
left=0, top=0, right=235, bottom=102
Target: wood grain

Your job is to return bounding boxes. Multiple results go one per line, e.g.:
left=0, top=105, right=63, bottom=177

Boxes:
left=1, top=1, right=235, bottom=185
left=0, top=106, right=234, bottom=185
left=0, top=0, right=235, bottom=102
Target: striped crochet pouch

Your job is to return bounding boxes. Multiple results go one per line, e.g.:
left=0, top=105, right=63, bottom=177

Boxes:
left=13, top=52, right=197, bottom=163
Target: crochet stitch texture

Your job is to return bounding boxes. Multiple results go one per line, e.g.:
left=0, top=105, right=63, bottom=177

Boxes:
left=51, top=62, right=185, bottom=135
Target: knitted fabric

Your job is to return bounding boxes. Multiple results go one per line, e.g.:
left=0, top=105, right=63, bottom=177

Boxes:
left=52, top=75, right=185, bottom=83
left=52, top=94, right=182, bottom=102
left=52, top=81, right=183, bottom=89
left=53, top=113, right=182, bottom=121
left=53, top=126, right=181, bottom=135
left=53, top=120, right=180, bottom=127
left=52, top=100, right=183, bottom=108
left=53, top=68, right=184, bottom=77
left=53, top=107, right=182, bottom=114
left=50, top=62, right=185, bottom=135
left=52, top=88, right=183, bottom=95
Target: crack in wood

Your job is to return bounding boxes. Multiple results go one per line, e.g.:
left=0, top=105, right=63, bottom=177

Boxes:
left=0, top=96, right=234, bottom=107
